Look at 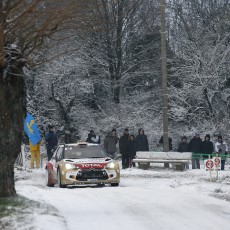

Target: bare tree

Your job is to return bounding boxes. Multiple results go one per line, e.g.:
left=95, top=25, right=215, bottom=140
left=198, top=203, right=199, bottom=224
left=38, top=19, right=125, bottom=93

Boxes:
left=77, top=0, right=162, bottom=105
left=168, top=0, right=230, bottom=126
left=27, top=0, right=167, bottom=145
left=0, top=0, right=87, bottom=197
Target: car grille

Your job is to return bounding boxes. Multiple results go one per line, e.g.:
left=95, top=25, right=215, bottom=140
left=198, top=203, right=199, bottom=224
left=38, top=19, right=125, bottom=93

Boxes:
left=76, top=169, right=108, bottom=181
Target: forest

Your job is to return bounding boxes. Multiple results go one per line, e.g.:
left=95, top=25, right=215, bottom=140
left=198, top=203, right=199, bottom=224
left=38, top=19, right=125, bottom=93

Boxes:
left=0, top=0, right=229, bottom=197
left=23, top=0, right=230, bottom=147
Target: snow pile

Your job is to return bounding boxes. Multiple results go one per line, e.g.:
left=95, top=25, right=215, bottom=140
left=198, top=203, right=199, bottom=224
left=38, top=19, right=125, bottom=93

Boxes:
left=4, top=160, right=230, bottom=230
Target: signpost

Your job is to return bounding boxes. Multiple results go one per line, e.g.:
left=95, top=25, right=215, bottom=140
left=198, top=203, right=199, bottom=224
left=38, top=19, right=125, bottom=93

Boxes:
left=205, top=158, right=214, bottom=181
left=213, top=157, right=221, bottom=179
left=205, top=156, right=221, bottom=180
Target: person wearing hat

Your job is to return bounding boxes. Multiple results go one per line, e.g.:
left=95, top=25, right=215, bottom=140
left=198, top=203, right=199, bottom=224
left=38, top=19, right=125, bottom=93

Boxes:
left=135, top=128, right=149, bottom=151
left=201, top=134, right=214, bottom=159
left=188, top=132, right=202, bottom=169
left=45, top=125, right=58, bottom=161
left=177, top=136, right=189, bottom=169
left=214, top=135, right=228, bottom=170
left=119, top=128, right=130, bottom=169
left=86, top=130, right=101, bottom=144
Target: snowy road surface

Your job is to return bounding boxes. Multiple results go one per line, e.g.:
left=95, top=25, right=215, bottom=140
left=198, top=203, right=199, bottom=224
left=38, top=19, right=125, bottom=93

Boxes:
left=16, top=166, right=230, bottom=230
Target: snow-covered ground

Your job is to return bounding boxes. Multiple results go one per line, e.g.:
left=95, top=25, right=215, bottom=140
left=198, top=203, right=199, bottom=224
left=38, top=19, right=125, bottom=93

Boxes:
left=6, top=160, right=230, bottom=230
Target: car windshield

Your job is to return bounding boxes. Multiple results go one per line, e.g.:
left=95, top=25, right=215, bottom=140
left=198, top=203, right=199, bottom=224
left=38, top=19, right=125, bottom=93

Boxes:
left=64, top=145, right=108, bottom=159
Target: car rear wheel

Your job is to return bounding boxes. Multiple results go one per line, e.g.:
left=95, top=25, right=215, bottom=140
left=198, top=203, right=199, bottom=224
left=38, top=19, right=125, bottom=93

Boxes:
left=111, top=183, right=119, bottom=187
left=46, top=168, right=54, bottom=187
left=58, top=169, right=67, bottom=188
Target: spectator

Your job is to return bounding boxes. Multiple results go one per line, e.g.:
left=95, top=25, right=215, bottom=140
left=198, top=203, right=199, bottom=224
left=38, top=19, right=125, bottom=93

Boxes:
left=177, top=136, right=189, bottom=169
left=201, top=134, right=214, bottom=159
left=64, top=131, right=72, bottom=144
left=86, top=130, right=101, bottom=144
left=188, top=132, right=202, bottom=169
left=45, top=125, right=58, bottom=161
left=29, top=141, right=40, bottom=169
left=214, top=135, right=228, bottom=170
left=135, top=128, right=149, bottom=151
left=119, top=128, right=130, bottom=169
left=104, top=129, right=119, bottom=159
left=127, top=134, right=136, bottom=168
left=159, top=135, right=173, bottom=151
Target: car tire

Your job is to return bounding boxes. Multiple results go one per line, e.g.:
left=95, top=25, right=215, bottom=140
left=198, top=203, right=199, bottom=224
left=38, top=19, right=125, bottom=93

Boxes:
left=46, top=168, right=54, bottom=187
left=58, top=169, right=67, bottom=188
left=111, top=183, right=119, bottom=187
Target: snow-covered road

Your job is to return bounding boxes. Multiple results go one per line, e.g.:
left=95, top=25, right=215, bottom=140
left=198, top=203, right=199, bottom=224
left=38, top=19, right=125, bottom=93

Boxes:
left=16, top=167, right=230, bottom=230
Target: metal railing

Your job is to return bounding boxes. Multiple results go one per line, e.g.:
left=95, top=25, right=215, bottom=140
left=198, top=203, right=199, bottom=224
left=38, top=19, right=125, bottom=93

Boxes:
left=191, top=153, right=229, bottom=159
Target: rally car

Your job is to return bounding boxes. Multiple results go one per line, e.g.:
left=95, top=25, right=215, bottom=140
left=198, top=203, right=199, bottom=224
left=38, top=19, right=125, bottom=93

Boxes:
left=45, top=142, right=120, bottom=188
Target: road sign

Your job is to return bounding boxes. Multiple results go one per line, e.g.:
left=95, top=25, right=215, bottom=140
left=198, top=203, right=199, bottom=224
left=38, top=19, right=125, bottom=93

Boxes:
left=213, top=157, right=221, bottom=171
left=205, top=159, right=214, bottom=171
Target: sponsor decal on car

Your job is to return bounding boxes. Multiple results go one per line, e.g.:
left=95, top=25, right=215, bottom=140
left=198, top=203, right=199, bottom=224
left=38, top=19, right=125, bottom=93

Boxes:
left=76, top=163, right=106, bottom=169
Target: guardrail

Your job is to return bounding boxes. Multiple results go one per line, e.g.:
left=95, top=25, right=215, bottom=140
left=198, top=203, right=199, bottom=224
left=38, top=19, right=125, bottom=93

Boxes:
left=191, top=153, right=229, bottom=158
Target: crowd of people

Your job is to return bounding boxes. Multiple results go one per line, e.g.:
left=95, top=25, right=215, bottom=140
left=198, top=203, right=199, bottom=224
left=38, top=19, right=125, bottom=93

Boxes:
left=178, top=133, right=229, bottom=170
left=29, top=125, right=229, bottom=171
left=87, top=129, right=229, bottom=170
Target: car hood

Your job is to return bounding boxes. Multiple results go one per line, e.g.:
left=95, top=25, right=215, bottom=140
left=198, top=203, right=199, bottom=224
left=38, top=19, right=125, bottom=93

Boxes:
left=63, top=158, right=113, bottom=169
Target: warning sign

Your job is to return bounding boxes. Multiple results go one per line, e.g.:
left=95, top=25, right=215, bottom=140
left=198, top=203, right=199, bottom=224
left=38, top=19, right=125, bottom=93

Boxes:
left=205, top=159, right=214, bottom=171
left=213, top=157, right=221, bottom=171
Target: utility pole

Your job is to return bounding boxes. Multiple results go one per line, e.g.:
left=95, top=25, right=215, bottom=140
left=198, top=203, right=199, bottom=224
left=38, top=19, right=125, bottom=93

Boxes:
left=160, top=0, right=169, bottom=163
left=0, top=0, right=5, bottom=67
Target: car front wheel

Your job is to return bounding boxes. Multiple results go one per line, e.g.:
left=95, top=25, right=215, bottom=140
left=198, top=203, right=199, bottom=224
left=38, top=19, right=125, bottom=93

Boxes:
left=57, top=169, right=67, bottom=188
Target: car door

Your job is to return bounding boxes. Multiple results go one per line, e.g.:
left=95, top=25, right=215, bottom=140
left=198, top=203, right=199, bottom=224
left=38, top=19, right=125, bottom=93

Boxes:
left=52, top=145, right=64, bottom=173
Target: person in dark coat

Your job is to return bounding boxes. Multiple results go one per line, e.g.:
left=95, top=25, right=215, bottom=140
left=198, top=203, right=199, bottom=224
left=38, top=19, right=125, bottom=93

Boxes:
left=86, top=130, right=101, bottom=144
left=104, top=129, right=119, bottom=158
left=201, top=134, right=214, bottom=159
left=159, top=136, right=173, bottom=150
left=188, top=132, right=202, bottom=169
left=127, top=134, right=136, bottom=167
left=135, top=128, right=149, bottom=151
left=178, top=136, right=189, bottom=152
left=177, top=136, right=189, bottom=169
left=119, top=128, right=130, bottom=169
left=64, top=131, right=72, bottom=144
left=45, top=125, right=58, bottom=161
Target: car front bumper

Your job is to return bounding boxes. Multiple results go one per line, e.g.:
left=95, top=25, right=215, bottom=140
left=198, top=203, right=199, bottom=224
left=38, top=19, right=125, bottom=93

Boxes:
left=60, top=168, right=120, bottom=185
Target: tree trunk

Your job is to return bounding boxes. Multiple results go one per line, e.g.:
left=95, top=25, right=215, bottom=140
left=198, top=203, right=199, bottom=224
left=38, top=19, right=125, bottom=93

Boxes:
left=113, top=81, right=120, bottom=104
left=0, top=1, right=5, bottom=67
left=0, top=68, right=26, bottom=197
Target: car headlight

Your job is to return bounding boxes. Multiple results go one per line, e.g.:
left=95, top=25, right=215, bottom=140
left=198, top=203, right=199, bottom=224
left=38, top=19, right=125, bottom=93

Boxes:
left=106, top=162, right=115, bottom=169
left=65, top=163, right=75, bottom=169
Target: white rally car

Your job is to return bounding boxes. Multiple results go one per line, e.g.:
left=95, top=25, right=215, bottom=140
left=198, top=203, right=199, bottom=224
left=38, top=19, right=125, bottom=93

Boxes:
left=45, top=142, right=120, bottom=188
